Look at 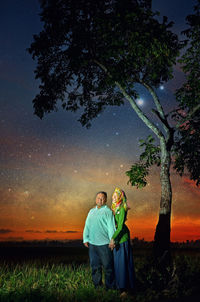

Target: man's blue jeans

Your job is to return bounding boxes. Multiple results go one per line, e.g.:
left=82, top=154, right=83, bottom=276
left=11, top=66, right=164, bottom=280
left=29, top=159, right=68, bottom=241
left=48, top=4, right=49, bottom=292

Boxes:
left=89, top=244, right=115, bottom=289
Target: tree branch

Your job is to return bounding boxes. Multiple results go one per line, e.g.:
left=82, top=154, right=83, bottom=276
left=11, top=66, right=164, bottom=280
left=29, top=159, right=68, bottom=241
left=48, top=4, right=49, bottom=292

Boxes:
left=115, top=82, right=165, bottom=140
left=140, top=80, right=171, bottom=135
left=152, top=109, right=174, bottom=149
left=93, top=59, right=165, bottom=140
left=140, top=81, right=165, bottom=118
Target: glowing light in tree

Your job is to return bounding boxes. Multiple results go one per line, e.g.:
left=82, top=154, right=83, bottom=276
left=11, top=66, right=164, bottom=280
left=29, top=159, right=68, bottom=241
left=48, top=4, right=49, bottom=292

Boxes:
left=136, top=98, right=144, bottom=106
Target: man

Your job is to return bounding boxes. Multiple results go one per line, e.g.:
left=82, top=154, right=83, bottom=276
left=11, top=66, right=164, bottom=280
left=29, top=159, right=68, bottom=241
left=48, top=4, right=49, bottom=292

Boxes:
left=83, top=191, right=116, bottom=289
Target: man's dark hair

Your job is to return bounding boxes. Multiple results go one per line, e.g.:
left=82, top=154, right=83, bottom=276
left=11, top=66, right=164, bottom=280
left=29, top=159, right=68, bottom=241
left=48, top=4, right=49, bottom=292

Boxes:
left=96, top=191, right=107, bottom=199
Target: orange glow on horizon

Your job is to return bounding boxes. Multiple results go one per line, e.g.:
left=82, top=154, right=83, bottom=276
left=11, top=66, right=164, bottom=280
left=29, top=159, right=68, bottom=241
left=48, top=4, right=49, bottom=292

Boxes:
left=1, top=145, right=200, bottom=244
left=1, top=216, right=200, bottom=243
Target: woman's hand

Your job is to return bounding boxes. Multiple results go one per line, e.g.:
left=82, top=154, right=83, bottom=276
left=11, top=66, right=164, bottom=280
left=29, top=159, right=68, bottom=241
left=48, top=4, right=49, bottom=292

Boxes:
left=109, top=239, right=115, bottom=250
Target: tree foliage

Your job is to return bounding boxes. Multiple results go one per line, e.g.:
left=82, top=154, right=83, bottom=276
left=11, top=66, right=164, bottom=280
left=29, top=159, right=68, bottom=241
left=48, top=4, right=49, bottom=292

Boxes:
left=126, top=162, right=149, bottom=188
left=126, top=135, right=160, bottom=188
left=28, top=0, right=180, bottom=127
left=139, top=135, right=161, bottom=167
left=173, top=0, right=200, bottom=186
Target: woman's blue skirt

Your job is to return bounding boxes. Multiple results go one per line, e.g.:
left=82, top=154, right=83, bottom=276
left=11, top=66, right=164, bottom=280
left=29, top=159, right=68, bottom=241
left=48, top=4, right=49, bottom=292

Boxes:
left=113, top=240, right=135, bottom=290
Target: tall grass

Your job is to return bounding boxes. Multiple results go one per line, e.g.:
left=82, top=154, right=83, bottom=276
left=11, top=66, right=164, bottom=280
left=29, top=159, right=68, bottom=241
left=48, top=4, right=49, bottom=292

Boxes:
left=0, top=262, right=121, bottom=302
left=0, top=254, right=200, bottom=302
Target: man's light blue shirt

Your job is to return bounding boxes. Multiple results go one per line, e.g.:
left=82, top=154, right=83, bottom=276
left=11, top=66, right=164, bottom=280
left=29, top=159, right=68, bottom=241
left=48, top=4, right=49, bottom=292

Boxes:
left=83, top=205, right=116, bottom=246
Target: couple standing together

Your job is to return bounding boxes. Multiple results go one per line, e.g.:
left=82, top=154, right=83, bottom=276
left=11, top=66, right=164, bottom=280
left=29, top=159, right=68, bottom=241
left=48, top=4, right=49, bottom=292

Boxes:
left=83, top=187, right=135, bottom=296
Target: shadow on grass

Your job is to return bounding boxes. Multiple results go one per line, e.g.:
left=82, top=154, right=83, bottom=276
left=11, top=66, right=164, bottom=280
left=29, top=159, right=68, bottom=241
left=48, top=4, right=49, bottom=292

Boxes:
left=156, top=293, right=200, bottom=302
left=0, top=287, right=123, bottom=302
left=1, top=288, right=200, bottom=302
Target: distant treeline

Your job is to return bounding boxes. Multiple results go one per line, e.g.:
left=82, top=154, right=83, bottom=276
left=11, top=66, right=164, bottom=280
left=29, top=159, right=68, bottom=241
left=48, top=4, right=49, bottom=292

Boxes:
left=131, top=237, right=200, bottom=249
left=0, top=237, right=200, bottom=249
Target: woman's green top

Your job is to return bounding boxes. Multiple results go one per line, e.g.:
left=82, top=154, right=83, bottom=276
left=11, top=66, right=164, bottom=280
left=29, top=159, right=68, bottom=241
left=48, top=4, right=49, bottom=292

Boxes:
left=112, top=206, right=130, bottom=244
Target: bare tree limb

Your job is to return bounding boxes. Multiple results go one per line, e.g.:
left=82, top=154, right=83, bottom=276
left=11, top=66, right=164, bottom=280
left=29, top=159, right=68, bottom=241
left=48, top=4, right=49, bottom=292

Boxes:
left=94, top=59, right=165, bottom=140
left=140, top=80, right=171, bottom=136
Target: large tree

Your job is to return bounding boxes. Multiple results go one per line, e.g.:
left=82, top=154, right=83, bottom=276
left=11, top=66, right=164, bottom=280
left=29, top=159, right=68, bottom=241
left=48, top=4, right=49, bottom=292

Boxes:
left=28, top=0, right=200, bottom=265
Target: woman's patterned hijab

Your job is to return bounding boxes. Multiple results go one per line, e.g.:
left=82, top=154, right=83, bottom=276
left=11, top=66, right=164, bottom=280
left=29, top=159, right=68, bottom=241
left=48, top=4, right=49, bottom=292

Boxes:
left=111, top=187, right=129, bottom=214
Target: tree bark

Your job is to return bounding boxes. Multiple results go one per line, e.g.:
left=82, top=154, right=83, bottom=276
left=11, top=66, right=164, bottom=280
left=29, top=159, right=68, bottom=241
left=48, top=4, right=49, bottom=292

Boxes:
left=153, top=138, right=172, bottom=266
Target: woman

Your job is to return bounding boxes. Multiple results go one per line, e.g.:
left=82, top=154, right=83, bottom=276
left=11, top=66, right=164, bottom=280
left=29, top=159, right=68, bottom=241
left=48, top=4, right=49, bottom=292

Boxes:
left=109, top=187, right=135, bottom=296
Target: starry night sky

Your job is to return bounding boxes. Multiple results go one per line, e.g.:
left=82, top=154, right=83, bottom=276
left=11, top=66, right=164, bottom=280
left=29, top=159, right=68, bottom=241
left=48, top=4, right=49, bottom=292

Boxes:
left=1, top=0, right=200, bottom=242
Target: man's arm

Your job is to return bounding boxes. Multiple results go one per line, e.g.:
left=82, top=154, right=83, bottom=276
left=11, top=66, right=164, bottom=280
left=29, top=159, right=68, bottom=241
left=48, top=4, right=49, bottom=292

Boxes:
left=107, top=210, right=116, bottom=241
left=83, top=213, right=90, bottom=247
left=107, top=210, right=116, bottom=250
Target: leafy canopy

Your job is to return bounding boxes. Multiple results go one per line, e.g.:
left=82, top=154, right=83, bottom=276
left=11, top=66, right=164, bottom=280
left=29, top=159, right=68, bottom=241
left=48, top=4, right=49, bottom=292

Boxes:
left=173, top=0, right=200, bottom=186
left=29, top=0, right=181, bottom=127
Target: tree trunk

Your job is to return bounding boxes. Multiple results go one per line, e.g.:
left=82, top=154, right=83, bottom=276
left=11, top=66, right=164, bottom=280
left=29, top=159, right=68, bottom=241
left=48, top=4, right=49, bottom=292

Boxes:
left=112, top=78, right=173, bottom=266
left=153, top=138, right=172, bottom=267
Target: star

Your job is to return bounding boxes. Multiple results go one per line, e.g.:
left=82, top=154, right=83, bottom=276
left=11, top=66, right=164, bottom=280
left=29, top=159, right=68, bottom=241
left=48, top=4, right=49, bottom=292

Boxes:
left=136, top=98, right=144, bottom=106
left=159, top=85, right=164, bottom=90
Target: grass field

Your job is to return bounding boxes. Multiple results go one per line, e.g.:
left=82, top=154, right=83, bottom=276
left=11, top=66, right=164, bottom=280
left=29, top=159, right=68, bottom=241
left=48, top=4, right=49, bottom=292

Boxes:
left=0, top=246, right=200, bottom=302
